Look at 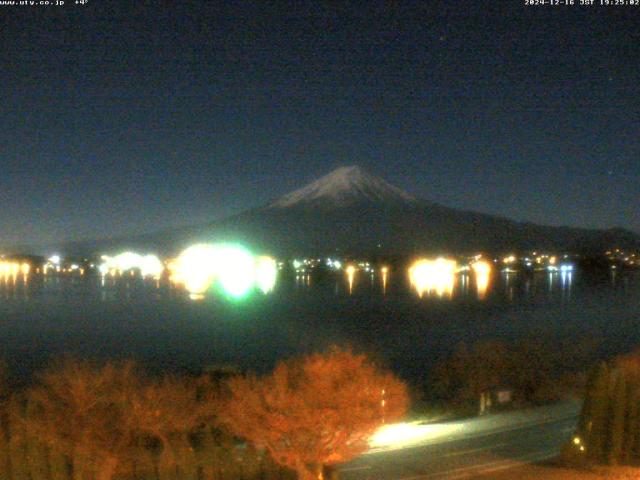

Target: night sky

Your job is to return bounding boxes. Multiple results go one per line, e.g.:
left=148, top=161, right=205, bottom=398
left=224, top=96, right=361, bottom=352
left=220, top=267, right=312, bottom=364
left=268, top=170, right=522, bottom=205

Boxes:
left=2, top=1, right=639, bottom=247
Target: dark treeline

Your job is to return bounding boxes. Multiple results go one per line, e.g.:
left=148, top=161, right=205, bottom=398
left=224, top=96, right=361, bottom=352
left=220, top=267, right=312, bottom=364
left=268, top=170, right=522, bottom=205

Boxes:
left=568, top=350, right=640, bottom=466
left=0, top=357, right=294, bottom=480
left=426, top=336, right=596, bottom=412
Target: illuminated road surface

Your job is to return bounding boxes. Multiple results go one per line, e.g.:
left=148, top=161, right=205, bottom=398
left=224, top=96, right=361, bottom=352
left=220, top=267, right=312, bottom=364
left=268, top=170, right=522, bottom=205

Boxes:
left=340, top=401, right=580, bottom=480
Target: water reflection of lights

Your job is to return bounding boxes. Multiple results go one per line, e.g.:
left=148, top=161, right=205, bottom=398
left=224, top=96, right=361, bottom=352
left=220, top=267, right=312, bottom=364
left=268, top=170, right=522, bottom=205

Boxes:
left=295, top=274, right=311, bottom=287
left=256, top=256, right=277, bottom=293
left=560, top=270, right=573, bottom=296
left=381, top=266, right=388, bottom=294
left=409, top=258, right=456, bottom=298
left=346, top=265, right=356, bottom=294
left=471, top=260, right=492, bottom=300
left=503, top=269, right=514, bottom=291
left=460, top=273, right=469, bottom=295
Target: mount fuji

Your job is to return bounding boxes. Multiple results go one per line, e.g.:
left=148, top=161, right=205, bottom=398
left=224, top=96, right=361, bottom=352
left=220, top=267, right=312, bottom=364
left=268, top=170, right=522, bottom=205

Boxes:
left=49, top=165, right=640, bottom=256
left=268, top=166, right=416, bottom=208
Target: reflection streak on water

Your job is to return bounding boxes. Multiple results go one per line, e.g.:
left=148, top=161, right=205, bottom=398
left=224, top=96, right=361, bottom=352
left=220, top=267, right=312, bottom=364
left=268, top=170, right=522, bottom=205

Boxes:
left=381, top=267, right=388, bottom=295
left=0, top=265, right=635, bottom=306
left=346, top=265, right=356, bottom=294
left=560, top=271, right=573, bottom=300
left=471, top=261, right=492, bottom=300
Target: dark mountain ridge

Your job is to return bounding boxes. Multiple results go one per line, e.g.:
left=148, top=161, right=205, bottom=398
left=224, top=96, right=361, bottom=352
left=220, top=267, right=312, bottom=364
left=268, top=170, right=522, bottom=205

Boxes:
left=8, top=166, right=640, bottom=257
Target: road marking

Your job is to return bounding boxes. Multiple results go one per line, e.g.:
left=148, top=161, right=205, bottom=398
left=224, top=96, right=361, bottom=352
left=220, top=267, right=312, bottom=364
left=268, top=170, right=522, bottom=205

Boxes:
left=398, top=448, right=557, bottom=479
left=445, top=449, right=558, bottom=480
left=340, top=465, right=371, bottom=472
left=439, top=442, right=510, bottom=458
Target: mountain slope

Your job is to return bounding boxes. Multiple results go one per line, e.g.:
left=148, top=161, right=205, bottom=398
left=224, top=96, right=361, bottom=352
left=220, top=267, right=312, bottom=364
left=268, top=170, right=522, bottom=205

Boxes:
left=27, top=166, right=640, bottom=257
left=198, top=166, right=640, bottom=256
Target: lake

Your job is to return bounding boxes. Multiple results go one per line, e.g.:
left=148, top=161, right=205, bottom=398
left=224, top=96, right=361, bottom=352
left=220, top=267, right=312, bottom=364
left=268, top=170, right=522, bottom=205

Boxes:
left=1, top=268, right=639, bottom=385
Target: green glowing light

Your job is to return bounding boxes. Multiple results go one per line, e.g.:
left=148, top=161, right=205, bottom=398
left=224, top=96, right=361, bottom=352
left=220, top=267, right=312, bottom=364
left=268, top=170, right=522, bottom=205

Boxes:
left=214, top=245, right=256, bottom=298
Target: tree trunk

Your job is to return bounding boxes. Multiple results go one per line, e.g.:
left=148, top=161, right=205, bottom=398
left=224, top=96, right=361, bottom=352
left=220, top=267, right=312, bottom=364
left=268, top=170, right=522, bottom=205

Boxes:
left=157, top=434, right=180, bottom=480
left=72, top=453, right=85, bottom=480
left=296, top=462, right=323, bottom=480
left=0, top=418, right=9, bottom=480
left=96, top=456, right=118, bottom=480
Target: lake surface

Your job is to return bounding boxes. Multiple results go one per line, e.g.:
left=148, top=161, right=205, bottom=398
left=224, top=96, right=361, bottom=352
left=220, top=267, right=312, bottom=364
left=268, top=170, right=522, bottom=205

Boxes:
left=1, top=269, right=639, bottom=384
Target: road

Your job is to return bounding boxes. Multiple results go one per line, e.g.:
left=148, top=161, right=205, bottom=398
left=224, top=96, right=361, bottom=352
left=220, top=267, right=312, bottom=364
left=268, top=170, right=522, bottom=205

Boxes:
left=339, top=401, right=580, bottom=480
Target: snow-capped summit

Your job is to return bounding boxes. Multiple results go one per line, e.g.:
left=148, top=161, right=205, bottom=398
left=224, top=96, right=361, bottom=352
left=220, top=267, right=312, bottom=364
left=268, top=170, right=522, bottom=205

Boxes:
left=268, top=165, right=416, bottom=208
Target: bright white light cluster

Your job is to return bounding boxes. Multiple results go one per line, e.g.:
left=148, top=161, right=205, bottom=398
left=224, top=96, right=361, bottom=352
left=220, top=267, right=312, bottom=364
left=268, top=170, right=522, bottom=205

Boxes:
left=0, top=261, right=30, bottom=278
left=409, top=258, right=457, bottom=298
left=99, top=252, right=164, bottom=278
left=170, top=244, right=277, bottom=299
left=325, top=258, right=342, bottom=270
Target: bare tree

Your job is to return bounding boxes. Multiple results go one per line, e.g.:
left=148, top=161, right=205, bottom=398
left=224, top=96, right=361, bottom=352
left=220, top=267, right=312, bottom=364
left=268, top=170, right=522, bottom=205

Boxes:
left=219, top=347, right=408, bottom=480
left=24, top=358, right=140, bottom=480
left=126, top=374, right=207, bottom=477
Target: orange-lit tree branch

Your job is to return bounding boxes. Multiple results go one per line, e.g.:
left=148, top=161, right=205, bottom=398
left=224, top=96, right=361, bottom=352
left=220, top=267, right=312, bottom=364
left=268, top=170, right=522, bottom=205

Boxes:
left=219, top=347, right=408, bottom=480
left=24, top=358, right=140, bottom=480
